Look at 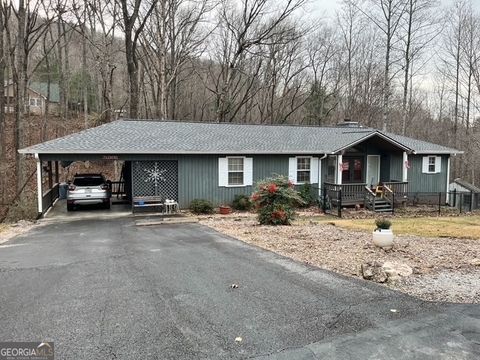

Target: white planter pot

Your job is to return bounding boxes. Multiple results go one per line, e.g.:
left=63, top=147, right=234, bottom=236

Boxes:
left=372, top=229, right=394, bottom=249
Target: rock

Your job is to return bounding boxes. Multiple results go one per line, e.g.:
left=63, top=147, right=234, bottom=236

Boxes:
left=361, top=262, right=388, bottom=283
left=469, top=258, right=480, bottom=266
left=382, top=261, right=413, bottom=282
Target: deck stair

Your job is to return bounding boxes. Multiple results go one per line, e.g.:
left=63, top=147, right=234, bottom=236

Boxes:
left=365, top=186, right=393, bottom=213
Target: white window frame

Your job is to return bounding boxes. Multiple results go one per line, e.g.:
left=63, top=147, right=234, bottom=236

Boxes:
left=428, top=156, right=436, bottom=173
left=227, top=157, right=245, bottom=187
left=296, top=157, right=311, bottom=184
left=289, top=156, right=319, bottom=185
left=218, top=156, right=253, bottom=187
left=422, top=155, right=442, bottom=174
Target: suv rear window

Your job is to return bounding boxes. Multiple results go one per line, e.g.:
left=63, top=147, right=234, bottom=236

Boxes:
left=73, top=177, right=104, bottom=187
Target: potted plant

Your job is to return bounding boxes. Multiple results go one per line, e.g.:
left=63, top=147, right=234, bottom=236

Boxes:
left=372, top=218, right=394, bottom=249
left=219, top=205, right=232, bottom=215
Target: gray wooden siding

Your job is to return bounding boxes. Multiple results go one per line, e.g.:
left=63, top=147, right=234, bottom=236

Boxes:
left=389, top=154, right=403, bottom=181
left=407, top=155, right=448, bottom=193
left=40, top=153, right=316, bottom=208
left=38, top=152, right=449, bottom=207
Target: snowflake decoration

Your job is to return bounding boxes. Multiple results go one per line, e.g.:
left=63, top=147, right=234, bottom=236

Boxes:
left=144, top=162, right=167, bottom=188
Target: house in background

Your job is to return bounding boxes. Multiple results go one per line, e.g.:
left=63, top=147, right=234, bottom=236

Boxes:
left=449, top=178, right=480, bottom=211
left=19, top=119, right=462, bottom=216
left=4, top=81, right=60, bottom=115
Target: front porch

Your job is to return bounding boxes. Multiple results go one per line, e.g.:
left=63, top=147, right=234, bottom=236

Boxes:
left=323, top=181, right=409, bottom=213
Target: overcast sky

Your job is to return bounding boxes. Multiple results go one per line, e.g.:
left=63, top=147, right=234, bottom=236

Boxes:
left=308, top=0, right=480, bottom=17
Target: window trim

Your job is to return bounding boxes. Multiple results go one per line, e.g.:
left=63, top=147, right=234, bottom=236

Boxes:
left=423, top=155, right=441, bottom=174
left=427, top=156, right=436, bottom=173
left=296, top=156, right=311, bottom=184
left=226, top=156, right=246, bottom=187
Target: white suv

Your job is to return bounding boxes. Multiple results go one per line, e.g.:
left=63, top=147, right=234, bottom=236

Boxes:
left=67, top=173, right=111, bottom=211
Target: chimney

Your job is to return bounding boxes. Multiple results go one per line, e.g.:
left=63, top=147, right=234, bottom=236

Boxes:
left=337, top=119, right=361, bottom=128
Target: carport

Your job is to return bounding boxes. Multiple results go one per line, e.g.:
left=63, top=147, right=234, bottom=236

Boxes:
left=30, top=153, right=132, bottom=217
left=19, top=124, right=185, bottom=217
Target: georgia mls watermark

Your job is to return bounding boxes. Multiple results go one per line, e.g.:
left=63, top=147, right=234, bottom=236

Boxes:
left=0, top=342, right=54, bottom=360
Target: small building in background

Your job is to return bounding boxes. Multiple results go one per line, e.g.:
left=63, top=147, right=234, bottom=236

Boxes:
left=449, top=178, right=480, bottom=211
left=4, top=81, right=60, bottom=115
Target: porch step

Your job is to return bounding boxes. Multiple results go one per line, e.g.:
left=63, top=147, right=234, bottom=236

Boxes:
left=375, top=208, right=393, bottom=212
left=373, top=202, right=393, bottom=212
left=366, top=198, right=393, bottom=213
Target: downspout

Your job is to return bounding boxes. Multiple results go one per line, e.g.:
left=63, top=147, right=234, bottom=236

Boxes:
left=318, top=154, right=327, bottom=197
left=35, top=153, right=43, bottom=216
left=402, top=152, right=408, bottom=182
left=446, top=156, right=451, bottom=205
left=337, top=154, right=343, bottom=185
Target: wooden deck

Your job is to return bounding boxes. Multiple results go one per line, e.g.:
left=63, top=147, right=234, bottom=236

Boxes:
left=323, top=181, right=408, bottom=206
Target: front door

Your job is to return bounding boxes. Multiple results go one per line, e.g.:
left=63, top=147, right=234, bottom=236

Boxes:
left=341, top=157, right=364, bottom=183
left=366, top=155, right=380, bottom=187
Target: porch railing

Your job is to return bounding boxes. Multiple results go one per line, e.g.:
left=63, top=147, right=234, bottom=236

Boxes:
left=383, top=181, right=408, bottom=195
left=324, top=182, right=367, bottom=204
left=42, top=183, right=59, bottom=213
left=110, top=181, right=126, bottom=199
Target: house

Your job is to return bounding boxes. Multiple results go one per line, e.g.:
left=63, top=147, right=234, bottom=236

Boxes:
left=449, top=178, right=480, bottom=211
left=4, top=81, right=60, bottom=115
left=19, top=119, right=461, bottom=216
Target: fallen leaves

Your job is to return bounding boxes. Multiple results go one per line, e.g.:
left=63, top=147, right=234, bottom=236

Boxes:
left=201, top=216, right=480, bottom=303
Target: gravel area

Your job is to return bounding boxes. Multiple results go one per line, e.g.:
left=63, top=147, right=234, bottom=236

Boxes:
left=200, top=215, right=480, bottom=303
left=0, top=220, right=38, bottom=245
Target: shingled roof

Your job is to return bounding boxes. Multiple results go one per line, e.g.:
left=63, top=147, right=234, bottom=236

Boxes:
left=19, top=120, right=461, bottom=155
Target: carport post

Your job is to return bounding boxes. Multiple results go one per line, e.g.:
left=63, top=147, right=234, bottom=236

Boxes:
left=54, top=161, right=59, bottom=183
left=47, top=161, right=53, bottom=189
left=35, top=153, right=43, bottom=214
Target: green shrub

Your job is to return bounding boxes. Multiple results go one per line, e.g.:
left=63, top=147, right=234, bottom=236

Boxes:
left=190, top=199, right=215, bottom=214
left=232, top=194, right=253, bottom=211
left=375, top=218, right=392, bottom=230
left=251, top=175, right=305, bottom=225
left=299, top=182, right=315, bottom=207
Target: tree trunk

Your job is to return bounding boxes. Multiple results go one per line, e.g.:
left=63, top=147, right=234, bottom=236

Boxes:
left=15, top=0, right=26, bottom=195
left=0, top=1, right=5, bottom=205
left=401, top=0, right=413, bottom=136
left=82, top=10, right=88, bottom=128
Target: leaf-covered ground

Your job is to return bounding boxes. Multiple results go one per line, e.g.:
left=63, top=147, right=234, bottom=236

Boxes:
left=200, top=212, right=480, bottom=303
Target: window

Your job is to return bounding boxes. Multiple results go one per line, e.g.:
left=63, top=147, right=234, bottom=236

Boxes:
left=341, top=157, right=364, bottom=183
left=228, top=157, right=244, bottom=185
left=29, top=98, right=36, bottom=106
left=428, top=156, right=436, bottom=173
left=36, top=98, right=42, bottom=106
left=297, top=157, right=311, bottom=183
left=422, top=155, right=441, bottom=174
left=219, top=157, right=252, bottom=187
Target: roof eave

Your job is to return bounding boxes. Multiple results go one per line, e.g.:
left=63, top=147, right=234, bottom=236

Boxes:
left=19, top=149, right=331, bottom=155
left=332, top=131, right=413, bottom=154
left=413, top=150, right=463, bottom=155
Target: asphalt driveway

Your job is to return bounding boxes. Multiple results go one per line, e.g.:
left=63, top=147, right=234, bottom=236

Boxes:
left=0, top=219, right=478, bottom=359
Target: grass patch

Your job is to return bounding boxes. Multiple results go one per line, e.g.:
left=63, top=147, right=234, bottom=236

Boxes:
left=320, top=216, right=480, bottom=240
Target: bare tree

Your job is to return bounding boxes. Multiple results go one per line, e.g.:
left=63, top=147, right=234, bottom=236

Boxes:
left=304, top=25, right=340, bottom=125
left=140, top=0, right=211, bottom=119
left=399, top=0, right=440, bottom=135
left=117, top=0, right=157, bottom=118
left=358, top=0, right=408, bottom=131
left=5, top=0, right=54, bottom=194
left=205, top=0, right=307, bottom=122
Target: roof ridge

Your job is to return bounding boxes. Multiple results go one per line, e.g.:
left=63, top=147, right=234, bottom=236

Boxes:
left=120, top=118, right=374, bottom=130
